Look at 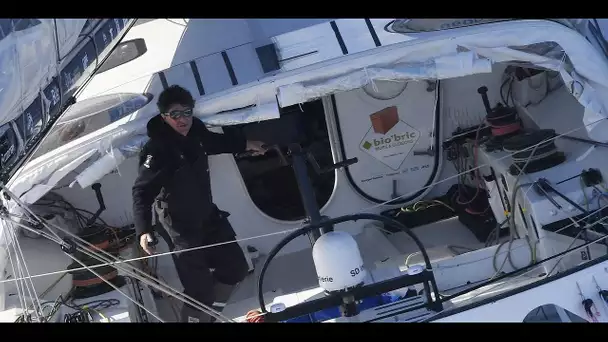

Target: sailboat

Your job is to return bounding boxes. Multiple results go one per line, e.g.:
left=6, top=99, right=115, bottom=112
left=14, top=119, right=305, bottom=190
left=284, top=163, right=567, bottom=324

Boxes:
left=2, top=18, right=608, bottom=323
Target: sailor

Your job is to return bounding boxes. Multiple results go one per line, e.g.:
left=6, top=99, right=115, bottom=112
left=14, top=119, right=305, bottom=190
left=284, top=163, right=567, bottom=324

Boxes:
left=132, top=85, right=267, bottom=322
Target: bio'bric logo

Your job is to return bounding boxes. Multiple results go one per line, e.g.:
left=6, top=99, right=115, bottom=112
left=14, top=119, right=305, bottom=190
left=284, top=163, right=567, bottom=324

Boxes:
left=362, top=131, right=417, bottom=150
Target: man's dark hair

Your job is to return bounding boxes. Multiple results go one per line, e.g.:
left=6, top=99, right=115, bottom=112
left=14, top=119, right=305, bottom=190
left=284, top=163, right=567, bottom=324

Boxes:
left=157, top=85, right=195, bottom=113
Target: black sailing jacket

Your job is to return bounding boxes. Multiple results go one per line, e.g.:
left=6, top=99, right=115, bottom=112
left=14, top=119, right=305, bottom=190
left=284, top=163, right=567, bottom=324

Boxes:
left=132, top=115, right=246, bottom=239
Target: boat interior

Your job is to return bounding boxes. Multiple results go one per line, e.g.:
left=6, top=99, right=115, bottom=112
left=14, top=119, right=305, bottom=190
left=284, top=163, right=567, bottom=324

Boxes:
left=2, top=48, right=608, bottom=323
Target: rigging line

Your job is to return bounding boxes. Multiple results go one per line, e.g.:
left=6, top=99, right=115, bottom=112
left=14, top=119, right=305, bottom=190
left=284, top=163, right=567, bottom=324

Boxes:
left=0, top=104, right=605, bottom=301
left=492, top=143, right=542, bottom=279
left=353, top=115, right=608, bottom=213
left=66, top=239, right=232, bottom=323
left=1, top=185, right=241, bottom=323
left=5, top=197, right=608, bottom=289
left=7, top=252, right=37, bottom=322
left=472, top=218, right=608, bottom=302
left=65, top=253, right=164, bottom=322
left=1, top=218, right=229, bottom=323
left=422, top=216, right=608, bottom=323
left=6, top=207, right=608, bottom=324
left=6, top=170, right=608, bottom=283
left=0, top=221, right=300, bottom=282
left=4, top=227, right=27, bottom=317
left=4, top=219, right=63, bottom=244
left=0, top=214, right=232, bottom=323
left=4, top=219, right=64, bottom=320
left=7, top=223, right=43, bottom=307
left=9, top=105, right=604, bottom=267
left=9, top=83, right=604, bottom=231
left=76, top=228, right=301, bottom=268
left=545, top=229, right=586, bottom=277
left=1, top=134, right=606, bottom=306
left=5, top=226, right=42, bottom=321
left=4, top=217, right=231, bottom=323
left=424, top=201, right=608, bottom=271
left=8, top=234, right=41, bottom=319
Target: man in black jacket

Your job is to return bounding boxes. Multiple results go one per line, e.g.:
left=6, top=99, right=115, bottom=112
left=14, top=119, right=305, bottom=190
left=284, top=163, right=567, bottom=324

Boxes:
left=132, top=85, right=266, bottom=322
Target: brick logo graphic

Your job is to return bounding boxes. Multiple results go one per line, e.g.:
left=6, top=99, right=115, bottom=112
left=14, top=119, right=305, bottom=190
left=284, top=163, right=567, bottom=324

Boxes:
left=359, top=106, right=419, bottom=170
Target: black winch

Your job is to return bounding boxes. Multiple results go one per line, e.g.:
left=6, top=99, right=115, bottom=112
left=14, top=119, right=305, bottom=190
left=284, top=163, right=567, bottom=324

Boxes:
left=502, top=129, right=565, bottom=175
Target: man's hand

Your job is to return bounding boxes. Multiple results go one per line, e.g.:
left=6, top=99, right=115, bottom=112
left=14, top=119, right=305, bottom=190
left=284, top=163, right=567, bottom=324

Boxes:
left=140, top=233, right=156, bottom=255
left=246, top=140, right=267, bottom=156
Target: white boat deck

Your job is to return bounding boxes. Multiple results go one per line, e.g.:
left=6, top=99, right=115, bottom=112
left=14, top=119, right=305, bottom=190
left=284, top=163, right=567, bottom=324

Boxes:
left=218, top=217, right=480, bottom=322
left=0, top=211, right=450, bottom=323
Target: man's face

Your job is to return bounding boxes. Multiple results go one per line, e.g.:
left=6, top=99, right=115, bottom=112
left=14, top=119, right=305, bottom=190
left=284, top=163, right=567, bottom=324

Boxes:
left=162, top=103, right=193, bottom=136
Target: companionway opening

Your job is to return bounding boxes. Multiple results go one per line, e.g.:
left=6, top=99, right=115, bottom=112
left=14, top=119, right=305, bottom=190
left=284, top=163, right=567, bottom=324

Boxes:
left=225, top=100, right=335, bottom=221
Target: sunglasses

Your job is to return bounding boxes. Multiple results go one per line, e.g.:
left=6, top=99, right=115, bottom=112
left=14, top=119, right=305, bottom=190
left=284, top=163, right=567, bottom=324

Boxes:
left=163, top=108, right=193, bottom=119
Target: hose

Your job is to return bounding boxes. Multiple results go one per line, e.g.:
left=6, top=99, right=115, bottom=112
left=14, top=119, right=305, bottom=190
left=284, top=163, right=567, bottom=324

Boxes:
left=491, top=140, right=540, bottom=278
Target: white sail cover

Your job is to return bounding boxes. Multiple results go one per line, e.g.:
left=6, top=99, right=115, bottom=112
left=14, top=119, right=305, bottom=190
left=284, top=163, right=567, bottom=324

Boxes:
left=0, top=19, right=88, bottom=126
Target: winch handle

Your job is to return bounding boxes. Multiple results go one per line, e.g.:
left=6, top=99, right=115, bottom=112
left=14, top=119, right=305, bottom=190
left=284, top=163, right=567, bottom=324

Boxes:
left=477, top=86, right=493, bottom=116
left=306, top=152, right=358, bottom=174
left=84, top=183, right=106, bottom=227
left=91, top=183, right=106, bottom=212
left=235, top=143, right=358, bottom=172
left=263, top=144, right=290, bottom=166
left=271, top=143, right=358, bottom=172
left=233, top=144, right=288, bottom=165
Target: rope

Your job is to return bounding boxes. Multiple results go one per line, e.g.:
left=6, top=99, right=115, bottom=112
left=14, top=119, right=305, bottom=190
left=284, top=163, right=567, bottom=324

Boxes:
left=0, top=208, right=232, bottom=323
left=486, top=108, right=521, bottom=137
left=4, top=230, right=28, bottom=318
left=3, top=118, right=606, bottom=276
left=4, top=222, right=42, bottom=321
left=5, top=195, right=608, bottom=323
left=491, top=141, right=542, bottom=279
left=66, top=253, right=164, bottom=322
left=503, top=139, right=559, bottom=165
left=10, top=191, right=219, bottom=316
left=490, top=122, right=521, bottom=136
left=359, top=115, right=607, bottom=213
left=1, top=112, right=607, bottom=321
left=6, top=194, right=608, bottom=296
left=423, top=202, right=608, bottom=271
left=4, top=217, right=177, bottom=322
left=419, top=211, right=608, bottom=323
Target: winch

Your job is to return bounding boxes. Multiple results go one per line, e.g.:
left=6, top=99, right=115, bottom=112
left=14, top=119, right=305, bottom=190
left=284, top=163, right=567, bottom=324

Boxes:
left=63, top=183, right=131, bottom=299
left=502, top=129, right=565, bottom=175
